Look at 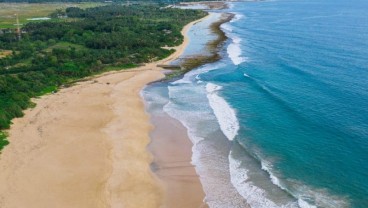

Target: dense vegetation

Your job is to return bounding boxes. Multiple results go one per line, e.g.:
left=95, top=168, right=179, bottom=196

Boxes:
left=0, top=5, right=206, bottom=150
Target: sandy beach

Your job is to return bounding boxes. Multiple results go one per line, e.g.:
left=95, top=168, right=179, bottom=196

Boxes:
left=145, top=13, right=234, bottom=208
left=148, top=114, right=209, bottom=208
left=0, top=15, right=209, bottom=208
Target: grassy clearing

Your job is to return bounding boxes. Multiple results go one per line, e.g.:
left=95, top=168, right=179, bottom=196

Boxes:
left=0, top=2, right=106, bottom=29
left=0, top=49, right=12, bottom=58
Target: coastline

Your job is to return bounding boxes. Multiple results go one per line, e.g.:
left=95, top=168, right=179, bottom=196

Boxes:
left=165, top=12, right=234, bottom=78
left=148, top=114, right=209, bottom=208
left=144, top=11, right=236, bottom=208
left=0, top=15, right=209, bottom=208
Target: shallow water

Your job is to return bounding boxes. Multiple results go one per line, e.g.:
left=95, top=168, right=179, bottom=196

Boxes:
left=144, top=1, right=368, bottom=207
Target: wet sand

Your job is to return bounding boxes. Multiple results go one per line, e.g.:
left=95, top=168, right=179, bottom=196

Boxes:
left=0, top=15, right=209, bottom=208
left=145, top=12, right=235, bottom=208
left=149, top=114, right=208, bottom=208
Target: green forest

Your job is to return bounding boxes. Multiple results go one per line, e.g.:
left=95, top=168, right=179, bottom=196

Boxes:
left=0, top=4, right=207, bottom=150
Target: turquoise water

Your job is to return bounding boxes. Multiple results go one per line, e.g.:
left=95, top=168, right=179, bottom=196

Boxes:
left=144, top=1, right=368, bottom=207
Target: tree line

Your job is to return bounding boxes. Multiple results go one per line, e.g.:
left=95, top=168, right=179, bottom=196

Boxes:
left=0, top=4, right=207, bottom=149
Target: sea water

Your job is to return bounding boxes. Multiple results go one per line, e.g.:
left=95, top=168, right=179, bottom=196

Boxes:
left=143, top=0, right=368, bottom=207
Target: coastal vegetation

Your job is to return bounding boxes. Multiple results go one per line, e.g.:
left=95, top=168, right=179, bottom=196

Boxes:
left=0, top=4, right=207, bottom=150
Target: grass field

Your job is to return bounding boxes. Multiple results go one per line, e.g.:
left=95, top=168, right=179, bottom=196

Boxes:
left=0, top=49, right=12, bottom=58
left=0, top=2, right=106, bottom=29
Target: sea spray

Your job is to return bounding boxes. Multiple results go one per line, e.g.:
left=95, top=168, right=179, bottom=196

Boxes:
left=206, top=83, right=239, bottom=141
left=260, top=158, right=350, bottom=208
left=221, top=13, right=247, bottom=65
left=229, top=141, right=300, bottom=208
left=161, top=63, right=250, bottom=207
left=227, top=38, right=247, bottom=65
left=229, top=152, right=296, bottom=208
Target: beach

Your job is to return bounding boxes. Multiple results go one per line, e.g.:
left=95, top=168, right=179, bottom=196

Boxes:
left=143, top=12, right=237, bottom=208
left=1, top=0, right=363, bottom=207
left=148, top=115, right=208, bottom=208
left=0, top=14, right=209, bottom=208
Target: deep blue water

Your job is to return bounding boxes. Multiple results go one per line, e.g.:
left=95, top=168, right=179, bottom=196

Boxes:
left=144, top=1, right=368, bottom=207
left=219, top=1, right=368, bottom=207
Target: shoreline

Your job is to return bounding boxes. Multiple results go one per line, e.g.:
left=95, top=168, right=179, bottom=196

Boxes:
left=167, top=12, right=235, bottom=78
left=0, top=15, right=209, bottom=208
left=145, top=11, right=235, bottom=208
left=148, top=113, right=209, bottom=208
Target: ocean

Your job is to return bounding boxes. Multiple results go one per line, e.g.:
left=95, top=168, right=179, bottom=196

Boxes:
left=143, top=0, right=368, bottom=207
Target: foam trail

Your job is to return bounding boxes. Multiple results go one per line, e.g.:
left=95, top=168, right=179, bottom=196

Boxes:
left=260, top=160, right=350, bottom=208
left=227, top=39, right=246, bottom=65
left=227, top=2, right=235, bottom=9
left=163, top=63, right=251, bottom=207
left=221, top=24, right=233, bottom=32
left=229, top=154, right=277, bottom=208
left=173, top=63, right=225, bottom=84
left=223, top=13, right=247, bottom=65
left=206, top=83, right=239, bottom=141
left=231, top=13, right=245, bottom=23
left=298, top=199, right=317, bottom=208
left=229, top=144, right=300, bottom=208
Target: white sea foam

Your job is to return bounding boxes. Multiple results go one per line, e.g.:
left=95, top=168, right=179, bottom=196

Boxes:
left=163, top=67, right=250, bottom=207
left=206, top=83, right=239, bottom=141
left=227, top=37, right=247, bottom=65
left=298, top=199, right=317, bottom=208
left=261, top=160, right=285, bottom=190
left=173, top=63, right=225, bottom=84
left=141, top=86, right=171, bottom=114
left=223, top=16, right=247, bottom=65
left=165, top=77, right=218, bottom=145
left=172, top=78, right=191, bottom=84
left=231, top=13, right=245, bottom=23
left=221, top=23, right=233, bottom=32
left=164, top=100, right=207, bottom=145
left=229, top=152, right=298, bottom=208
left=261, top=160, right=350, bottom=208
left=233, top=36, right=242, bottom=44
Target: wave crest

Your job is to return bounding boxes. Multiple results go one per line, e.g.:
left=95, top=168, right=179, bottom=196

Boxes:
left=206, top=83, right=239, bottom=141
left=261, top=160, right=350, bottom=208
left=223, top=13, right=247, bottom=65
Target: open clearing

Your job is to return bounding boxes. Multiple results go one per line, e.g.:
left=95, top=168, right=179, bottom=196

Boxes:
left=0, top=3, right=106, bottom=29
left=0, top=50, right=12, bottom=58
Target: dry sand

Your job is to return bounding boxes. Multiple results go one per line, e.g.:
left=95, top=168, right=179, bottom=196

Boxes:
left=0, top=15, right=209, bottom=208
